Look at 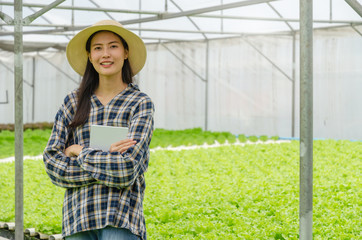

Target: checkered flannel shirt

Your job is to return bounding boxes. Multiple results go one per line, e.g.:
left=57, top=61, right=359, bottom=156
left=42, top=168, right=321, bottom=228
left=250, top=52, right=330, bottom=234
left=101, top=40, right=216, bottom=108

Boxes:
left=43, top=83, right=154, bottom=240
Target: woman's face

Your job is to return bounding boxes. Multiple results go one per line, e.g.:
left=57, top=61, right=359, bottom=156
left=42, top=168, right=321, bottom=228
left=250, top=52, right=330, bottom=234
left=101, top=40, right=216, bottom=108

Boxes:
left=88, top=31, right=128, bottom=80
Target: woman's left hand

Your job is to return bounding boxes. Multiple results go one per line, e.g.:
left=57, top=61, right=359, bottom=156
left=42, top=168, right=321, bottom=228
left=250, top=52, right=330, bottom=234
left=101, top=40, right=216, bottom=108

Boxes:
left=109, top=139, right=137, bottom=153
left=64, top=144, right=84, bottom=157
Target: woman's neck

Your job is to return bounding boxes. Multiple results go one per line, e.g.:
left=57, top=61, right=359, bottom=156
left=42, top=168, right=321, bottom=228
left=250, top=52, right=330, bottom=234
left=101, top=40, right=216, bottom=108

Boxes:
left=95, top=76, right=128, bottom=105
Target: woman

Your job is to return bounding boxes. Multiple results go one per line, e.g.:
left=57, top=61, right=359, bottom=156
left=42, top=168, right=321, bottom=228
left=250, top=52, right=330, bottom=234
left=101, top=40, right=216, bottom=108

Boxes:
left=43, top=20, right=154, bottom=240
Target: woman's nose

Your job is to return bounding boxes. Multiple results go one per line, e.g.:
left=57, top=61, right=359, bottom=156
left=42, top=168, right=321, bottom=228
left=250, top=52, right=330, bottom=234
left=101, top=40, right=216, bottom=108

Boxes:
left=102, top=48, right=110, bottom=57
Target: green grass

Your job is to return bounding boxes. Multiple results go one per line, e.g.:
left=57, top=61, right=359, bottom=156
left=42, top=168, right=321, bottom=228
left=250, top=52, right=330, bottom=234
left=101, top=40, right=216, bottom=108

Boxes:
left=0, top=128, right=277, bottom=158
left=0, top=140, right=361, bottom=239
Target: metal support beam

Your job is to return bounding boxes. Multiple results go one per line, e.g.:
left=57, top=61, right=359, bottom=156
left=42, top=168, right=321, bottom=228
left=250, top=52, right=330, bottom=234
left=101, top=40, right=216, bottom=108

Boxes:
left=299, top=0, right=313, bottom=239
left=14, top=0, right=24, bottom=240
left=37, top=54, right=80, bottom=84
left=29, top=7, right=53, bottom=24
left=0, top=25, right=246, bottom=36
left=0, top=1, right=160, bottom=15
left=0, top=10, right=13, bottom=24
left=345, top=0, right=362, bottom=17
left=32, top=57, right=36, bottom=122
left=139, top=0, right=142, bottom=37
left=121, top=0, right=279, bottom=25
left=292, top=33, right=296, bottom=138
left=267, top=2, right=295, bottom=31
left=164, top=0, right=168, bottom=12
left=170, top=0, right=208, bottom=39
left=0, top=90, right=9, bottom=104
left=351, top=24, right=362, bottom=36
left=242, top=38, right=293, bottom=82
left=220, top=0, right=224, bottom=32
left=0, top=0, right=279, bottom=37
left=205, top=41, right=209, bottom=131
left=194, top=14, right=362, bottom=24
left=89, top=0, right=115, bottom=21
left=23, top=0, right=65, bottom=25
left=161, top=43, right=206, bottom=82
left=0, top=60, right=33, bottom=88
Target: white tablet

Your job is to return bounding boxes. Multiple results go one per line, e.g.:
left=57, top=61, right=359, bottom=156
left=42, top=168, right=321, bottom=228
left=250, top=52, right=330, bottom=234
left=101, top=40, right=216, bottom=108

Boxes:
left=89, top=125, right=129, bottom=151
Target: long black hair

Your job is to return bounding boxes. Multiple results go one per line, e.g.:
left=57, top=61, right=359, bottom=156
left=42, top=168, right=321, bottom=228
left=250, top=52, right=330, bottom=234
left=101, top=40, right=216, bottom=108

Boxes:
left=69, top=30, right=133, bottom=128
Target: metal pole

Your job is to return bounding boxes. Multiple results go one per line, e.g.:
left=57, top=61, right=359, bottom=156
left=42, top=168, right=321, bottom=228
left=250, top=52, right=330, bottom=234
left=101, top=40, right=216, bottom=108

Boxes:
left=139, top=0, right=142, bottom=37
left=32, top=57, right=36, bottom=122
left=299, top=0, right=313, bottom=239
left=22, top=0, right=65, bottom=25
left=161, top=43, right=206, bottom=82
left=330, top=0, right=333, bottom=21
left=345, top=0, right=362, bottom=17
left=14, top=0, right=24, bottom=239
left=205, top=40, right=209, bottom=131
left=292, top=33, right=296, bottom=138
left=221, top=0, right=224, bottom=32
left=170, top=0, right=208, bottom=40
left=243, top=38, right=293, bottom=82
left=121, top=0, right=279, bottom=25
left=164, top=0, right=168, bottom=12
left=0, top=9, right=13, bottom=24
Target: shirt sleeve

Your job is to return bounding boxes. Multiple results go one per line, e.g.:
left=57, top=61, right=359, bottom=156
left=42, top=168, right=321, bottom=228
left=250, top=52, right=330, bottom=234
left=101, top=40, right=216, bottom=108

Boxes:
left=43, top=96, right=97, bottom=188
left=76, top=97, right=154, bottom=188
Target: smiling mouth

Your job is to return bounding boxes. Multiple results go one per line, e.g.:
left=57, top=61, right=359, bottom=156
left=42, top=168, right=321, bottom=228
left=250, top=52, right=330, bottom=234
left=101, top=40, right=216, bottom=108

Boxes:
left=100, top=62, right=113, bottom=66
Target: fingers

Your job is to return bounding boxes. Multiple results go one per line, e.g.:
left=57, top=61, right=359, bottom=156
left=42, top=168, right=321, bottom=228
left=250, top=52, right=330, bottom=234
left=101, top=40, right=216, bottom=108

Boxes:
left=64, top=144, right=83, bottom=157
left=64, top=146, right=73, bottom=157
left=109, top=139, right=137, bottom=153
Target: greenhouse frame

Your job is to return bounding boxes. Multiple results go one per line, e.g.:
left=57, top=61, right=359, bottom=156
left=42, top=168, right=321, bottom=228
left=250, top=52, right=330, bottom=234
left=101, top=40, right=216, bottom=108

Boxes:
left=1, top=0, right=362, bottom=239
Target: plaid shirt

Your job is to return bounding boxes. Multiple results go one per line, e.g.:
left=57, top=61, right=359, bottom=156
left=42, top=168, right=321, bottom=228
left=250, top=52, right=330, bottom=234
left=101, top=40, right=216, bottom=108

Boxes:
left=43, top=83, right=154, bottom=240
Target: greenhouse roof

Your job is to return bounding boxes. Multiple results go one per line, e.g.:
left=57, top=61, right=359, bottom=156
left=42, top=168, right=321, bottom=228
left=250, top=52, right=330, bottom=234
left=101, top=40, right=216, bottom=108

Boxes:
left=1, top=0, right=362, bottom=52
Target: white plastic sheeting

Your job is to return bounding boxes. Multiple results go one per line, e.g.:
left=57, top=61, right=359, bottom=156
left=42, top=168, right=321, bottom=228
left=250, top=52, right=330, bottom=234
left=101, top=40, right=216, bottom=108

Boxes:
left=1, top=26, right=362, bottom=140
left=0, top=50, right=80, bottom=123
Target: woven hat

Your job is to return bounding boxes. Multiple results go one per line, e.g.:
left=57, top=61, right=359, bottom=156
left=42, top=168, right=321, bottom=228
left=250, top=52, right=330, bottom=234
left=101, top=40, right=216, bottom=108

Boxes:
left=66, top=20, right=147, bottom=76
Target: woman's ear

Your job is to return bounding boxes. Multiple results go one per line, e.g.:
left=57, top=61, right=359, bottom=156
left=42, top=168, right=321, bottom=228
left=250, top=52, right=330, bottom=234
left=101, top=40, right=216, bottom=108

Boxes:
left=88, top=53, right=92, bottom=63
left=124, top=49, right=129, bottom=60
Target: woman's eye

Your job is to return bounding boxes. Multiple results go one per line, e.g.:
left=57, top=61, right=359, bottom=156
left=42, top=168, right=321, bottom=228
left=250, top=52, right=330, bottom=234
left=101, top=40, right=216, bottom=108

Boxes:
left=94, top=46, right=101, bottom=51
left=110, top=45, right=118, bottom=48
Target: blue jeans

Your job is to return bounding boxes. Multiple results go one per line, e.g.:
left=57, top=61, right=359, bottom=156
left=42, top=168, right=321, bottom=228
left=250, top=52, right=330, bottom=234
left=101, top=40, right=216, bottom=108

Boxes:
left=65, top=226, right=141, bottom=240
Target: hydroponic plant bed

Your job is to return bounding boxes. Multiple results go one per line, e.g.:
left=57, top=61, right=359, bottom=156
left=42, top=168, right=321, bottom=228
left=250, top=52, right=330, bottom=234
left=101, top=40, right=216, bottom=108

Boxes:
left=0, top=128, right=277, bottom=159
left=0, top=139, right=360, bottom=239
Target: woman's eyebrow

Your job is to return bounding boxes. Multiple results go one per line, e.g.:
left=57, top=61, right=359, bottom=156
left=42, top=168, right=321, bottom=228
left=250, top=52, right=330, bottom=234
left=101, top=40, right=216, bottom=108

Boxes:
left=92, top=41, right=121, bottom=46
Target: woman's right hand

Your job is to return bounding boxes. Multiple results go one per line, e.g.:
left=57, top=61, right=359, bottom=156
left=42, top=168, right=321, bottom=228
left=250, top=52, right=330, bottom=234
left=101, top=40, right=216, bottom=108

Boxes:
left=109, top=139, right=137, bottom=153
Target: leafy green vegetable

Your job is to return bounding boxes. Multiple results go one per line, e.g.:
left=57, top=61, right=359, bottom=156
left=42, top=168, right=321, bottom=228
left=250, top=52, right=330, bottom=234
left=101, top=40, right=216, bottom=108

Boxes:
left=1, top=128, right=277, bottom=158
left=0, top=129, right=52, bottom=158
left=247, top=135, right=259, bottom=142
left=259, top=135, right=269, bottom=142
left=0, top=140, right=360, bottom=239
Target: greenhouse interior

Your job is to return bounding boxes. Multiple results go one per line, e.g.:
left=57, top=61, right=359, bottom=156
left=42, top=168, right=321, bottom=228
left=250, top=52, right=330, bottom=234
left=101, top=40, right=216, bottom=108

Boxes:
left=0, top=0, right=361, bottom=140
left=0, top=1, right=361, bottom=240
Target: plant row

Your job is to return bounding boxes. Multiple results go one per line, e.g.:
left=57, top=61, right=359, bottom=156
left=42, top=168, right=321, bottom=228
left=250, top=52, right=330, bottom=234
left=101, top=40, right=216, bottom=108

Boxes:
left=0, top=122, right=53, bottom=131
left=0, top=140, right=361, bottom=239
left=0, top=128, right=278, bottom=159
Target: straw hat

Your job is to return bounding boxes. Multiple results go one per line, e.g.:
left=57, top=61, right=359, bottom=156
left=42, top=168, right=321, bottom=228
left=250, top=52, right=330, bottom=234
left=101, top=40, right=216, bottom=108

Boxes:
left=66, top=20, right=147, bottom=76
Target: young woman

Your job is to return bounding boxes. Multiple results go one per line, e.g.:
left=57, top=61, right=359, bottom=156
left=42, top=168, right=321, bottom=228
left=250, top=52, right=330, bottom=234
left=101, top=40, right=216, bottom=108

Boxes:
left=43, top=20, right=154, bottom=240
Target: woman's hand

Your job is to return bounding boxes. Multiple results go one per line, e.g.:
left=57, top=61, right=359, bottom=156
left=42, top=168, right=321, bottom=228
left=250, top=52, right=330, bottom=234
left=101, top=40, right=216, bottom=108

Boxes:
left=109, top=139, right=137, bottom=153
left=64, top=144, right=84, bottom=157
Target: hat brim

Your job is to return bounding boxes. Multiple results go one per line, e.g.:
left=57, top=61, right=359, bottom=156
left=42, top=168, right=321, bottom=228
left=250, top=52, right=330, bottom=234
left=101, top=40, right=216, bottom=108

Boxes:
left=66, top=22, right=146, bottom=77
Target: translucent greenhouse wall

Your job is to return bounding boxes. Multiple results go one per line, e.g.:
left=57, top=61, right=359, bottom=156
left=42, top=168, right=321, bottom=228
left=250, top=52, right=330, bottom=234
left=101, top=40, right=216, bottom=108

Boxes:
left=0, top=27, right=361, bottom=140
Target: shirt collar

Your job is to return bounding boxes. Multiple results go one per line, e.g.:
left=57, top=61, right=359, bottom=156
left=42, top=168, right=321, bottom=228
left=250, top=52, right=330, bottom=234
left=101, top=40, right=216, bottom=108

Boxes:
left=128, top=82, right=140, bottom=91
